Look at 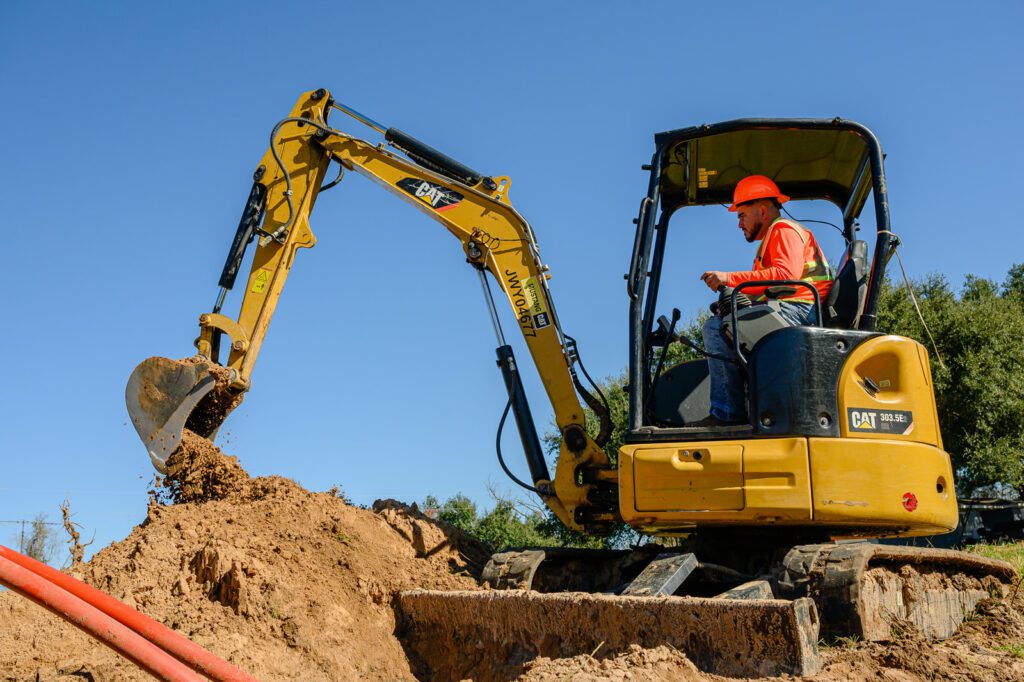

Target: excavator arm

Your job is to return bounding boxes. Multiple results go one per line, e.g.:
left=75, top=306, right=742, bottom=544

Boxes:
left=126, top=89, right=615, bottom=532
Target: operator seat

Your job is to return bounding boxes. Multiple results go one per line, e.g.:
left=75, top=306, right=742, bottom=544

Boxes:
left=822, top=240, right=868, bottom=329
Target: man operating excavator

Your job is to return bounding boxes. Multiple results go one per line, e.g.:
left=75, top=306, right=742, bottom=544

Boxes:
left=696, top=174, right=834, bottom=427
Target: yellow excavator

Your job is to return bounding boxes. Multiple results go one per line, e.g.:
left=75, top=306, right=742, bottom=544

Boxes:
left=126, top=89, right=1016, bottom=677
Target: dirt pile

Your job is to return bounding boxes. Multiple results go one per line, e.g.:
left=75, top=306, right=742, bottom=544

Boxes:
left=3, top=434, right=1024, bottom=681
left=0, top=440, right=487, bottom=681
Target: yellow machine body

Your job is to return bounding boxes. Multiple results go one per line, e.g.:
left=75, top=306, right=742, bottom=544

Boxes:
left=619, top=335, right=958, bottom=537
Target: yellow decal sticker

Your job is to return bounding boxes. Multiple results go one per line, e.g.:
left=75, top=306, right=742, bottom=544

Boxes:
left=523, top=276, right=552, bottom=329
left=697, top=167, right=717, bottom=189
left=250, top=269, right=270, bottom=294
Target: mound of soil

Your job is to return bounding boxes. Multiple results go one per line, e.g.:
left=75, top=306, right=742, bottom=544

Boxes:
left=2, top=434, right=1023, bottom=681
left=0, top=439, right=488, bottom=681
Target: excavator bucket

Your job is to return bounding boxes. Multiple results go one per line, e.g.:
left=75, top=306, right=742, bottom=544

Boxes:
left=125, top=357, right=240, bottom=473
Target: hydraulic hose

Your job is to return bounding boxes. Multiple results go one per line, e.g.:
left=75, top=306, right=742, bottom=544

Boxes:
left=0, top=545, right=258, bottom=682
left=0, top=554, right=202, bottom=681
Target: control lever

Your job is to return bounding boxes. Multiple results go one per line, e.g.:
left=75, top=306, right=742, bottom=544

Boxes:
left=715, top=286, right=752, bottom=318
left=654, top=308, right=682, bottom=345
left=646, top=308, right=681, bottom=416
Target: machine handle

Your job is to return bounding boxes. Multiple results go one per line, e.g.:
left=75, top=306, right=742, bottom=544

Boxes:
left=627, top=197, right=652, bottom=300
left=730, top=280, right=822, bottom=364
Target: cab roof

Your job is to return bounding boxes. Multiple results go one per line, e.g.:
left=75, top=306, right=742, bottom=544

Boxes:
left=654, top=118, right=881, bottom=221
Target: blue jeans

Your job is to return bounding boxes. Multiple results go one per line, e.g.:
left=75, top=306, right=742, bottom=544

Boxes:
left=702, top=302, right=817, bottom=422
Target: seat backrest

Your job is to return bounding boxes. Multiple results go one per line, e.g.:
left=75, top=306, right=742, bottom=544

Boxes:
left=824, top=240, right=868, bottom=329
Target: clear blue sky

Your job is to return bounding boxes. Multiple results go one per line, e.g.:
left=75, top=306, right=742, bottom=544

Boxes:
left=2, top=2, right=1021, bottom=560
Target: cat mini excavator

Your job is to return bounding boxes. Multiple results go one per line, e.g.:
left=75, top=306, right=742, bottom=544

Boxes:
left=126, top=90, right=1016, bottom=677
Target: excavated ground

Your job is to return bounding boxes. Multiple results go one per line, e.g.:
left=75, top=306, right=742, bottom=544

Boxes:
left=2, top=436, right=1023, bottom=681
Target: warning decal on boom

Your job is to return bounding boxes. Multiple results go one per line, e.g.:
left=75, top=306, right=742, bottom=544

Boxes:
left=523, top=276, right=551, bottom=329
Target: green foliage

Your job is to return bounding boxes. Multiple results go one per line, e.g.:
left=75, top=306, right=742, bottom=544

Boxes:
left=475, top=500, right=553, bottom=549
left=422, top=493, right=558, bottom=551
left=424, top=493, right=478, bottom=533
left=876, top=264, right=1024, bottom=496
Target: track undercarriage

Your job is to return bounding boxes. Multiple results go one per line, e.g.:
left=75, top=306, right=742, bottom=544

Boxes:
left=396, top=537, right=1018, bottom=679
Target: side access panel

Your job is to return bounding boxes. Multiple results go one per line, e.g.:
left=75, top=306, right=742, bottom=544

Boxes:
left=618, top=438, right=812, bottom=531
left=837, top=335, right=942, bottom=447
left=808, top=438, right=959, bottom=535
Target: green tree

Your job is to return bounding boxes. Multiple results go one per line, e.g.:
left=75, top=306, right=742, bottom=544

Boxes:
left=475, top=499, right=555, bottom=549
left=421, top=492, right=559, bottom=551
left=424, top=493, right=478, bottom=533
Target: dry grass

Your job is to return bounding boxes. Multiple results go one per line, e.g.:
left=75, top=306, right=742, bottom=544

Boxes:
left=966, top=540, right=1024, bottom=574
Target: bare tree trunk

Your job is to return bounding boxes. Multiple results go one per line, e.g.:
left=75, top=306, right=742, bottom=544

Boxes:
left=60, top=499, right=92, bottom=570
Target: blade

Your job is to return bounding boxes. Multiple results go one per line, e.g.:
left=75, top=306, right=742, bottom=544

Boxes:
left=125, top=357, right=217, bottom=473
left=397, top=590, right=821, bottom=678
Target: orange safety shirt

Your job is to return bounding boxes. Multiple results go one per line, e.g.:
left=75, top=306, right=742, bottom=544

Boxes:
left=725, top=218, right=833, bottom=303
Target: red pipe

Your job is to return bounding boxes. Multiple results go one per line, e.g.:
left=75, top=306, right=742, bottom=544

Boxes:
left=0, top=554, right=202, bottom=681
left=0, top=545, right=258, bottom=682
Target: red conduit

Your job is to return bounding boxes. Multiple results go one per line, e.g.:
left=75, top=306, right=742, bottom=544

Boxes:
left=0, top=554, right=202, bottom=681
left=0, top=545, right=258, bottom=682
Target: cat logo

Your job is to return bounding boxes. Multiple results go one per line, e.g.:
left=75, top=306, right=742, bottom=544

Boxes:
left=846, top=407, right=914, bottom=435
left=850, top=410, right=877, bottom=430
left=396, top=178, right=463, bottom=212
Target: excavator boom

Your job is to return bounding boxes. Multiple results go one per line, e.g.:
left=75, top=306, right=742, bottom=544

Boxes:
left=126, top=88, right=613, bottom=531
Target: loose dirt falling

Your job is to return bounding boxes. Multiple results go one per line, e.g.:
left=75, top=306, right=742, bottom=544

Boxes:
left=162, top=429, right=249, bottom=503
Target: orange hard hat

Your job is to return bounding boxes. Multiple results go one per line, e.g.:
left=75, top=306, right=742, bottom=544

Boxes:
left=728, top=175, right=790, bottom=212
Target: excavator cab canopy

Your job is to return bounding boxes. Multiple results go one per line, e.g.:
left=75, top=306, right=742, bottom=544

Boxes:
left=654, top=120, right=878, bottom=235
left=627, top=118, right=895, bottom=435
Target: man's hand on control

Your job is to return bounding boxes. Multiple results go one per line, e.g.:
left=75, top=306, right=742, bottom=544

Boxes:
left=700, top=271, right=728, bottom=291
